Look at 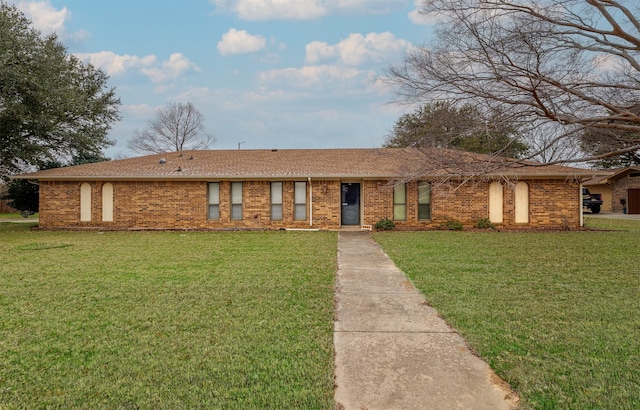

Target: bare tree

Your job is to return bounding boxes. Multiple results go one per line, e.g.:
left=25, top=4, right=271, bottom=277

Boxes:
left=127, top=102, right=215, bottom=154
left=523, top=122, right=584, bottom=163
left=580, top=106, right=640, bottom=167
left=387, top=0, right=640, bottom=166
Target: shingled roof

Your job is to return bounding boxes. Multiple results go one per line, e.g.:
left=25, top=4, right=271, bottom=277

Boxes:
left=14, top=148, right=605, bottom=181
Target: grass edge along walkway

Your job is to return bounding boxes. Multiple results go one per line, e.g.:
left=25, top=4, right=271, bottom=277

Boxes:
left=373, top=217, right=640, bottom=409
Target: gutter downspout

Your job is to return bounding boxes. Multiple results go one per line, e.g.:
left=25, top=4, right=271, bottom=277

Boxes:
left=580, top=182, right=584, bottom=227
left=308, top=177, right=313, bottom=227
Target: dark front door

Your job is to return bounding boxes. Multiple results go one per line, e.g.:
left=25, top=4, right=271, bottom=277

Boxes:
left=341, top=183, right=360, bottom=225
left=629, top=189, right=640, bottom=214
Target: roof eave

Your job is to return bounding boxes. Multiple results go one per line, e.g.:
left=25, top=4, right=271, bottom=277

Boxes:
left=15, top=171, right=604, bottom=181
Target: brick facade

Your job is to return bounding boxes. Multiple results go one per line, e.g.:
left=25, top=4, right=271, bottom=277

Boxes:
left=39, top=177, right=582, bottom=230
left=610, top=173, right=640, bottom=213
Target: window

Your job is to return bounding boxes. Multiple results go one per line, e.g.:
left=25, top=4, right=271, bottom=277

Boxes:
left=271, top=182, right=283, bottom=221
left=393, top=184, right=406, bottom=221
left=294, top=181, right=306, bottom=220
left=231, top=182, right=242, bottom=220
left=102, top=183, right=113, bottom=222
left=208, top=182, right=220, bottom=220
left=80, top=183, right=91, bottom=222
left=489, top=182, right=503, bottom=223
left=515, top=181, right=529, bottom=223
left=418, top=181, right=431, bottom=220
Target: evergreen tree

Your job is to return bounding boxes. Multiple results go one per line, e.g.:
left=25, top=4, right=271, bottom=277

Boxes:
left=0, top=2, right=120, bottom=178
left=384, top=102, right=529, bottom=158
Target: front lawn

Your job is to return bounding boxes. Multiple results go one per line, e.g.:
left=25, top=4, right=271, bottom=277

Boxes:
left=0, top=212, right=38, bottom=220
left=373, top=217, right=640, bottom=409
left=0, top=225, right=337, bottom=408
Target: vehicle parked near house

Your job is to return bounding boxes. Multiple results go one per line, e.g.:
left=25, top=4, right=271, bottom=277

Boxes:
left=583, top=187, right=603, bottom=214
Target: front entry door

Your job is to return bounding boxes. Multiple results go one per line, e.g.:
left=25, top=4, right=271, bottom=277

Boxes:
left=341, top=183, right=360, bottom=225
left=629, top=189, right=640, bottom=214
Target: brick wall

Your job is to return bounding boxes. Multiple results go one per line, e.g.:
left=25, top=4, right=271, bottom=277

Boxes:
left=38, top=177, right=582, bottom=230
left=362, top=179, right=580, bottom=229
left=39, top=181, right=82, bottom=227
left=310, top=180, right=341, bottom=230
left=611, top=174, right=640, bottom=212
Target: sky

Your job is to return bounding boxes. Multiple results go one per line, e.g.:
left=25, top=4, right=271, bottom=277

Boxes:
left=10, top=0, right=437, bottom=158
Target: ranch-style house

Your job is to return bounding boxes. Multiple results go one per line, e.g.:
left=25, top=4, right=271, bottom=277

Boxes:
left=14, top=148, right=605, bottom=230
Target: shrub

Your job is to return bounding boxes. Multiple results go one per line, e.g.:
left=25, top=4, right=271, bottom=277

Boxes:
left=442, top=219, right=464, bottom=231
left=374, top=218, right=396, bottom=231
left=474, top=217, right=495, bottom=229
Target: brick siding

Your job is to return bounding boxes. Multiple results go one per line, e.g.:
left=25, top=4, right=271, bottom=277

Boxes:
left=611, top=174, right=640, bottom=212
left=38, top=177, right=582, bottom=230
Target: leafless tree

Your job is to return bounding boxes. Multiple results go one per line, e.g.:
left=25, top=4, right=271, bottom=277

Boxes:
left=522, top=122, right=584, bottom=163
left=128, top=102, right=215, bottom=154
left=387, top=0, right=640, bottom=166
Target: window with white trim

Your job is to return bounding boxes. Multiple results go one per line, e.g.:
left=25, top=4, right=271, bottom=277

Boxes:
left=102, top=183, right=113, bottom=222
left=80, top=183, right=92, bottom=222
left=418, top=181, right=431, bottom=220
left=208, top=182, right=220, bottom=220
left=231, top=182, right=243, bottom=220
left=294, top=181, right=306, bottom=220
left=393, top=183, right=406, bottom=221
left=515, top=181, right=529, bottom=223
left=271, top=182, right=283, bottom=221
left=489, top=182, right=504, bottom=223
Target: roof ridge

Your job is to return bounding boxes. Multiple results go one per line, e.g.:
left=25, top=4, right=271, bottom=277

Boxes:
left=12, top=147, right=605, bottom=180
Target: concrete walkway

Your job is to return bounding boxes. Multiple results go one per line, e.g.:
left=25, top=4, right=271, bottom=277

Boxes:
left=0, top=218, right=39, bottom=223
left=334, top=231, right=518, bottom=410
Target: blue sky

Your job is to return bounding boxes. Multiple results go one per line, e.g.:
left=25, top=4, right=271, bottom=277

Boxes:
left=11, top=0, right=436, bottom=158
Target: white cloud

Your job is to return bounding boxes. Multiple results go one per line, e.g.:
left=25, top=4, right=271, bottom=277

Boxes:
left=140, top=53, right=200, bottom=83
left=257, top=65, right=376, bottom=90
left=211, top=0, right=406, bottom=21
left=74, top=51, right=200, bottom=84
left=176, top=87, right=216, bottom=102
left=306, top=41, right=338, bottom=64
left=13, top=0, right=68, bottom=34
left=217, top=28, right=267, bottom=55
left=306, top=32, right=410, bottom=66
left=333, top=0, right=408, bottom=15
left=408, top=0, right=439, bottom=25
left=591, top=53, right=627, bottom=73
left=212, top=0, right=326, bottom=20
left=12, top=0, right=89, bottom=41
left=123, top=103, right=157, bottom=118
left=74, top=51, right=156, bottom=76
left=244, top=88, right=299, bottom=103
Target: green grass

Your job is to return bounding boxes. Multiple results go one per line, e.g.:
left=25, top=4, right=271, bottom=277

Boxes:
left=0, top=226, right=337, bottom=408
left=0, top=212, right=38, bottom=220
left=373, top=217, right=640, bottom=409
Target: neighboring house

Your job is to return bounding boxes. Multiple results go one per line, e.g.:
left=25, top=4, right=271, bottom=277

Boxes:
left=0, top=199, right=18, bottom=214
left=603, top=166, right=640, bottom=214
left=13, top=148, right=606, bottom=230
left=0, top=182, right=18, bottom=213
left=582, top=166, right=640, bottom=214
